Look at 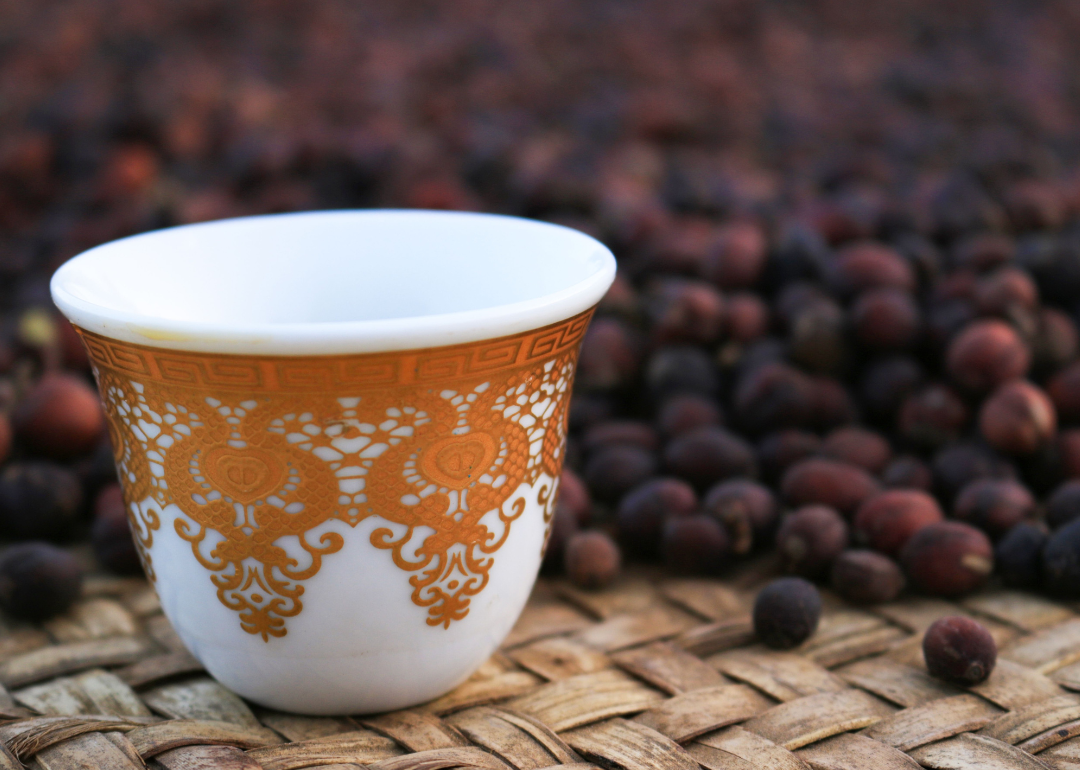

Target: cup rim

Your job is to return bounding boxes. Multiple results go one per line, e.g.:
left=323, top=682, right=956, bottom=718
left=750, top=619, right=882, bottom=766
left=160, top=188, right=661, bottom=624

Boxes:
left=51, top=209, right=616, bottom=356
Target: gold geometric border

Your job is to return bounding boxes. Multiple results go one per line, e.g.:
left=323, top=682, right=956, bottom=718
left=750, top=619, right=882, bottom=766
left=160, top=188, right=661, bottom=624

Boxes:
left=76, top=310, right=593, bottom=392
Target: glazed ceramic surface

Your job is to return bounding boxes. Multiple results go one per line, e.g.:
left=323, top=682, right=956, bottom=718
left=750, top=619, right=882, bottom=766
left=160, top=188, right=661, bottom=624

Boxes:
left=51, top=210, right=616, bottom=714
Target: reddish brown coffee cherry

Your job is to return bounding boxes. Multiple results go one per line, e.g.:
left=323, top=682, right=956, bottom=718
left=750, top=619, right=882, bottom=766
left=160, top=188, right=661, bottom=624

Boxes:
left=946, top=320, right=1030, bottom=393
left=979, top=380, right=1056, bottom=455
left=900, top=522, right=994, bottom=597
left=830, top=550, right=905, bottom=604
left=923, top=616, right=997, bottom=685
left=565, top=531, right=621, bottom=589
left=1048, top=362, right=1080, bottom=423
left=821, top=427, right=892, bottom=474
left=780, top=458, right=880, bottom=517
left=851, top=288, right=921, bottom=351
left=725, top=293, right=770, bottom=343
left=656, top=394, right=723, bottom=439
left=557, top=469, right=592, bottom=525
left=12, top=373, right=105, bottom=460
left=854, top=490, right=944, bottom=556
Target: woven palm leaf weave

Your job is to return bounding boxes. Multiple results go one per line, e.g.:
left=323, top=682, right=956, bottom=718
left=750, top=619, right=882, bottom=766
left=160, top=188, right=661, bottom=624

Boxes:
left=0, top=558, right=1079, bottom=769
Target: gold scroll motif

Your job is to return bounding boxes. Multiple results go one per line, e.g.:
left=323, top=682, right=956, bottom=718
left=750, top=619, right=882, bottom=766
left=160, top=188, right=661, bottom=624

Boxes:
left=80, top=311, right=590, bottom=640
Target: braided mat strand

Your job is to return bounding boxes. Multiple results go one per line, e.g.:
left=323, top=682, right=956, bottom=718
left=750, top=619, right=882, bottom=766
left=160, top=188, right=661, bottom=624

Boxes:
left=0, top=564, right=1079, bottom=769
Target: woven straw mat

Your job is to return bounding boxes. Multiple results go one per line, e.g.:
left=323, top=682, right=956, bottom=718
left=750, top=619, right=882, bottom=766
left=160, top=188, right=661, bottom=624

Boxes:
left=0, top=559, right=1079, bottom=769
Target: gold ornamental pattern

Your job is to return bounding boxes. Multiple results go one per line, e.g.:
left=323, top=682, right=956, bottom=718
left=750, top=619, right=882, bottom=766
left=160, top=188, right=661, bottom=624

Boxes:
left=78, top=311, right=590, bottom=640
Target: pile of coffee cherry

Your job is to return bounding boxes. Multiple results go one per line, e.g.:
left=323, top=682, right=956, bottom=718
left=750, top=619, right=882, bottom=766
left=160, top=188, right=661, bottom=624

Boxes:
left=547, top=218, right=1080, bottom=611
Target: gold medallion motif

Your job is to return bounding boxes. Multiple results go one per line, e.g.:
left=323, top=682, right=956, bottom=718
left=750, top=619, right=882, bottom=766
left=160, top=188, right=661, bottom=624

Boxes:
left=79, top=311, right=590, bottom=640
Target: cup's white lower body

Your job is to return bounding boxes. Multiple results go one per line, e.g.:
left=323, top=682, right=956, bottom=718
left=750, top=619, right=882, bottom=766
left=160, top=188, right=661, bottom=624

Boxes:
left=144, top=477, right=549, bottom=714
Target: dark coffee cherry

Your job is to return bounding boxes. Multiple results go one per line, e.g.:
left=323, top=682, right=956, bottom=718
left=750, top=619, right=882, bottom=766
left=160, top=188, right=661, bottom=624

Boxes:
left=541, top=503, right=579, bottom=573
left=897, top=384, right=969, bottom=449
left=926, top=299, right=976, bottom=354
left=0, top=462, right=84, bottom=541
left=725, top=293, right=770, bottom=343
left=1043, top=518, right=1080, bottom=598
left=616, top=478, right=697, bottom=557
left=851, top=288, right=921, bottom=351
left=753, top=577, right=822, bottom=650
left=996, top=522, right=1047, bottom=589
left=569, top=393, right=617, bottom=433
left=1048, top=362, right=1080, bottom=424
left=733, top=362, right=815, bottom=436
left=645, top=345, right=720, bottom=401
left=775, top=282, right=832, bottom=329
left=1058, top=430, right=1080, bottom=479
left=787, top=299, right=847, bottom=374
left=1031, top=308, right=1079, bottom=376
left=565, top=531, right=621, bottom=590
left=0, top=414, right=10, bottom=466
left=932, top=443, right=1016, bottom=507
left=582, top=421, right=659, bottom=455
left=661, top=515, right=730, bottom=575
left=1047, top=480, right=1080, bottom=530
left=923, top=616, right=997, bottom=685
left=821, top=427, right=892, bottom=474
left=900, top=522, right=994, bottom=597
left=90, top=485, right=140, bottom=575
left=776, top=505, right=848, bottom=578
left=979, top=381, right=1056, bottom=455
left=854, top=490, right=944, bottom=556
left=860, top=357, right=924, bottom=422
left=881, top=456, right=933, bottom=491
left=702, top=479, right=778, bottom=555
left=946, top=320, right=1030, bottom=394
left=656, top=394, right=723, bottom=440
left=663, top=426, right=756, bottom=491
left=734, top=337, right=788, bottom=381
left=74, top=435, right=120, bottom=499
left=0, top=542, right=83, bottom=621
left=830, top=550, right=905, bottom=604
left=583, top=445, right=658, bottom=505
left=558, top=469, right=592, bottom=525
left=808, top=376, right=859, bottom=432
left=576, top=318, right=641, bottom=392
left=953, top=479, right=1036, bottom=540
left=757, top=430, right=821, bottom=485
left=780, top=458, right=880, bottom=517
left=12, top=373, right=105, bottom=460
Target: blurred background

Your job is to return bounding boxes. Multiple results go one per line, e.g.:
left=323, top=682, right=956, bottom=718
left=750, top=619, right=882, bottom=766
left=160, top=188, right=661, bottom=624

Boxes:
left=4, top=0, right=1080, bottom=307
left=7, top=0, right=1080, bottom=592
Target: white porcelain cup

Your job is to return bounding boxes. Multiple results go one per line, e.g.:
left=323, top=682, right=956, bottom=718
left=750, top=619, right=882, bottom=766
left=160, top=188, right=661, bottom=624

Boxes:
left=51, top=210, right=615, bottom=714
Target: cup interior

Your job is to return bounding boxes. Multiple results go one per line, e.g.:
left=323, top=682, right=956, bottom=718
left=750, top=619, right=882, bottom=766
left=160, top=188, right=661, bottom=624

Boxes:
left=51, top=210, right=615, bottom=355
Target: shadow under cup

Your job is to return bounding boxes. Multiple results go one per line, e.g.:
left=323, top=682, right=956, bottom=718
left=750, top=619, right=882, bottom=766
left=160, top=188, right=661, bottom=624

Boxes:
left=50, top=210, right=616, bottom=714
